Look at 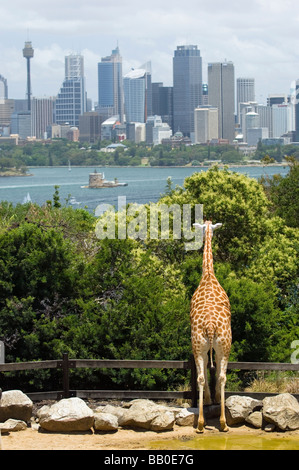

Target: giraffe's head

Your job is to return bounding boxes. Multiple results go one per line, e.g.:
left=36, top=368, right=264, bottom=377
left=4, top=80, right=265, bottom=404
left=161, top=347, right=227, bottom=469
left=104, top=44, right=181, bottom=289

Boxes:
left=193, top=220, right=222, bottom=238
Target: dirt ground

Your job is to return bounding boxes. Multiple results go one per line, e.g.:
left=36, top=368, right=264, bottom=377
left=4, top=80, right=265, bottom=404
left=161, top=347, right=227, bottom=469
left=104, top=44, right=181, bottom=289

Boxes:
left=1, top=400, right=299, bottom=451
left=2, top=421, right=299, bottom=451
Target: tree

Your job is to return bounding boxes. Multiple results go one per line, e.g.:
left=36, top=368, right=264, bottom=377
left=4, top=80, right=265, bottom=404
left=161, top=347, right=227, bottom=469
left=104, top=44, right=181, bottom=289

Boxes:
left=159, top=166, right=270, bottom=266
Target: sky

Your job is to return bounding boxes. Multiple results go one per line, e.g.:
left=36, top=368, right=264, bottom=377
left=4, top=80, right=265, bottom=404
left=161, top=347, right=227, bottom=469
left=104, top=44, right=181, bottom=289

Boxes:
left=1, top=0, right=299, bottom=106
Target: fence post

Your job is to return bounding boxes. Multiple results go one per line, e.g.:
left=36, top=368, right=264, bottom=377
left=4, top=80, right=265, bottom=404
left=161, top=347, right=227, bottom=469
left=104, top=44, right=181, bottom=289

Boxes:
left=62, top=353, right=70, bottom=399
left=190, top=355, right=197, bottom=408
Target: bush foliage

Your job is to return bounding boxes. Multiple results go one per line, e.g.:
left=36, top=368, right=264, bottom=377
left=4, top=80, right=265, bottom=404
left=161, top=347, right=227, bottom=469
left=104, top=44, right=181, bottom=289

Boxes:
left=0, top=165, right=298, bottom=392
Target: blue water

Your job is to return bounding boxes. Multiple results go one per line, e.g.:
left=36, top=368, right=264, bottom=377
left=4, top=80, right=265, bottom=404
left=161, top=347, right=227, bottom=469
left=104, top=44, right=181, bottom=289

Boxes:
left=0, top=165, right=289, bottom=214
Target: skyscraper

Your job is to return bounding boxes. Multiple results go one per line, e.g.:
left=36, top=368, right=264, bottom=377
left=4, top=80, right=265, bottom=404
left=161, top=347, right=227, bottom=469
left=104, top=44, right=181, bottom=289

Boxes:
left=31, top=97, right=54, bottom=139
left=123, top=69, right=146, bottom=123
left=173, top=45, right=202, bottom=137
left=208, top=61, right=235, bottom=142
left=55, top=54, right=86, bottom=127
left=236, top=78, right=255, bottom=122
left=98, top=46, right=124, bottom=123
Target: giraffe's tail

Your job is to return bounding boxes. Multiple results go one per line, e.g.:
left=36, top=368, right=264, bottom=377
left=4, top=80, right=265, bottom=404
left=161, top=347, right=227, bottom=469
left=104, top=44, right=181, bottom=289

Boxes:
left=206, top=323, right=216, bottom=369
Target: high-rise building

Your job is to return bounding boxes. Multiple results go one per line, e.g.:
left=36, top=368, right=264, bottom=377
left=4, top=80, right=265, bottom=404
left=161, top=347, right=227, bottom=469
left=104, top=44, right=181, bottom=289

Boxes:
left=98, top=46, right=124, bottom=123
left=31, top=98, right=54, bottom=139
left=173, top=45, right=202, bottom=137
left=208, top=61, right=235, bottom=142
left=152, top=82, right=173, bottom=129
left=194, top=106, right=218, bottom=144
left=79, top=112, right=101, bottom=143
left=236, top=78, right=255, bottom=122
left=55, top=54, right=86, bottom=127
left=123, top=69, right=147, bottom=123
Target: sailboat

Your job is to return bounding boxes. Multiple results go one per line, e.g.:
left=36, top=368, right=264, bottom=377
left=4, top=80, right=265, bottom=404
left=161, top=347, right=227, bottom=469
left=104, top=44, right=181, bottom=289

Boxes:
left=68, top=160, right=71, bottom=171
left=22, top=193, right=32, bottom=204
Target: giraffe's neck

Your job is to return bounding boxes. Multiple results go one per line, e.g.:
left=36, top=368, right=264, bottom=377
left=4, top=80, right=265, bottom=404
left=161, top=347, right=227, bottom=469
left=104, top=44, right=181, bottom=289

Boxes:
left=202, top=227, right=214, bottom=277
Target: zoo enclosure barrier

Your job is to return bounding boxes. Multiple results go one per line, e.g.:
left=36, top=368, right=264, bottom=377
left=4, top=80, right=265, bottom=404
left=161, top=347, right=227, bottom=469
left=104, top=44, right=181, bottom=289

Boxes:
left=0, top=353, right=298, bottom=407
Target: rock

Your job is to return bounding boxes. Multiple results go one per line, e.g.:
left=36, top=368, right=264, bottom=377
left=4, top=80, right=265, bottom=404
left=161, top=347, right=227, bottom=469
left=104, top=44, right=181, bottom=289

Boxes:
left=175, top=408, right=196, bottom=426
left=0, top=419, right=27, bottom=433
left=225, top=396, right=263, bottom=426
left=0, top=390, right=33, bottom=423
left=150, top=411, right=175, bottom=432
left=262, top=393, right=299, bottom=431
left=37, top=397, right=94, bottom=432
left=119, top=399, right=175, bottom=432
left=245, top=411, right=263, bottom=429
left=94, top=412, right=118, bottom=432
left=264, top=423, right=276, bottom=432
left=98, top=404, right=125, bottom=423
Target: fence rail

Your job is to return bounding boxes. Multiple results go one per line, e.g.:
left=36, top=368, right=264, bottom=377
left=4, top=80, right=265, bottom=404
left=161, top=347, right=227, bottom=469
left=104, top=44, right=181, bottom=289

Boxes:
left=0, top=353, right=298, bottom=406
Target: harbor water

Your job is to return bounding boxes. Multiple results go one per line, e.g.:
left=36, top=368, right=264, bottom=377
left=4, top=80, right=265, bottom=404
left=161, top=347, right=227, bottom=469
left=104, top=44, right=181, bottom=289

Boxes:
left=0, top=165, right=289, bottom=214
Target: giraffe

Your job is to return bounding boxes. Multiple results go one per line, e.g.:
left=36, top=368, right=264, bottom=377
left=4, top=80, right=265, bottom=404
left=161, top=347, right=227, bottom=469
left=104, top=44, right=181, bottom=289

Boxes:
left=190, top=221, right=232, bottom=433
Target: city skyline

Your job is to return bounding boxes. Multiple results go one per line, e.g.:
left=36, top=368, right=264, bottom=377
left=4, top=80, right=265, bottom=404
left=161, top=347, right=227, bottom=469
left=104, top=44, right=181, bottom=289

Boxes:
left=0, top=1, right=299, bottom=105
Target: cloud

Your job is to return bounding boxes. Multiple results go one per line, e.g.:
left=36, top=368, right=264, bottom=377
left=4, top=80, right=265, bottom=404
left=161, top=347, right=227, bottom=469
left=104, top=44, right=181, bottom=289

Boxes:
left=1, top=0, right=299, bottom=102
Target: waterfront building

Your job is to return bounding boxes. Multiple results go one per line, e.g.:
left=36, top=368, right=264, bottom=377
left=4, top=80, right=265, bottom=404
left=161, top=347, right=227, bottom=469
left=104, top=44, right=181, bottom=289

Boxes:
left=208, top=61, right=235, bottom=143
left=97, top=46, right=124, bottom=124
left=55, top=54, right=86, bottom=127
left=173, top=45, right=202, bottom=137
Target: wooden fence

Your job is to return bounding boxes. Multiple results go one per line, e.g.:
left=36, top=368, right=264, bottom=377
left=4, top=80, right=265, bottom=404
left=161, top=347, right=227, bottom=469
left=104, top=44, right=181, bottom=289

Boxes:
left=0, top=353, right=298, bottom=407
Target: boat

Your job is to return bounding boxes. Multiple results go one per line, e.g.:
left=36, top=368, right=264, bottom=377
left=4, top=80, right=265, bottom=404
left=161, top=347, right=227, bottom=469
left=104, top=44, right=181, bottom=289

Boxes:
left=22, top=193, right=32, bottom=204
left=69, top=196, right=81, bottom=205
left=81, top=170, right=128, bottom=189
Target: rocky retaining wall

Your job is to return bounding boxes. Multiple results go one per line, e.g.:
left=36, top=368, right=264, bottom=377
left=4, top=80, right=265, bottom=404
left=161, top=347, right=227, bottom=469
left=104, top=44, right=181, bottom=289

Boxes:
left=0, top=390, right=299, bottom=434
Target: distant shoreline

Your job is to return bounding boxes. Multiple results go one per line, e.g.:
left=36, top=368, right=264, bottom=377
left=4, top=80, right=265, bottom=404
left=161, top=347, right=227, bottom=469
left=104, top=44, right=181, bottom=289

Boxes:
left=27, top=162, right=289, bottom=169
left=0, top=171, right=33, bottom=177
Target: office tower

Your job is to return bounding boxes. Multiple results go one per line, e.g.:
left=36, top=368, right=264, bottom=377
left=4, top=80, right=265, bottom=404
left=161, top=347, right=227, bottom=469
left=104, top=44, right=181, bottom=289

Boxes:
left=55, top=54, right=86, bottom=127
left=141, top=61, right=152, bottom=118
left=152, top=82, right=173, bottom=129
left=98, top=46, right=124, bottom=123
left=23, top=41, right=34, bottom=111
left=272, top=104, right=292, bottom=138
left=0, top=99, right=14, bottom=128
left=208, top=61, right=235, bottom=142
left=194, top=106, right=218, bottom=143
left=236, top=78, right=255, bottom=122
left=79, top=112, right=101, bottom=143
left=123, top=69, right=147, bottom=123
left=10, top=111, right=31, bottom=139
left=267, top=94, right=288, bottom=107
left=31, top=98, right=54, bottom=139
left=256, top=104, right=273, bottom=138
left=173, top=45, right=202, bottom=137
